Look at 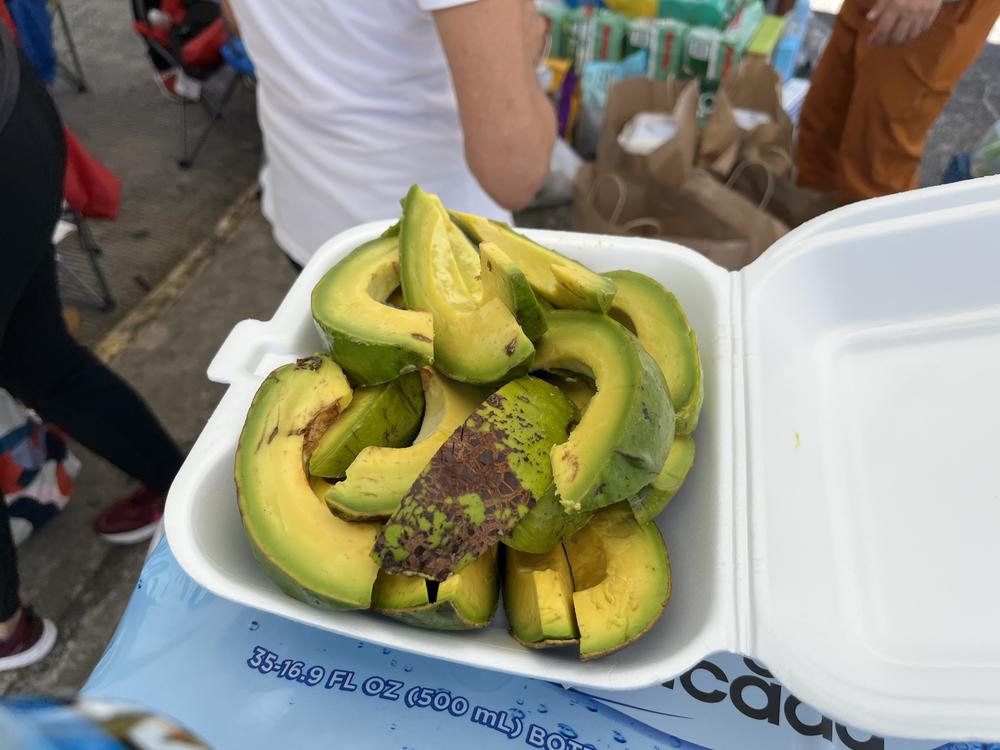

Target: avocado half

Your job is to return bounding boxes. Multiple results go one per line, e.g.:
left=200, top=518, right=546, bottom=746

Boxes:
left=532, top=310, right=675, bottom=513
left=235, top=354, right=381, bottom=610
left=605, top=270, right=703, bottom=435
left=311, top=236, right=434, bottom=385
left=400, top=186, right=534, bottom=385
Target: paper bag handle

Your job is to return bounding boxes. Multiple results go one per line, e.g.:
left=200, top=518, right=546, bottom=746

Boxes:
left=586, top=172, right=664, bottom=237
left=726, top=159, right=776, bottom=212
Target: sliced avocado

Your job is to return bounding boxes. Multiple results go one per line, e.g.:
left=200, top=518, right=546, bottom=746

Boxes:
left=629, top=435, right=696, bottom=524
left=312, top=237, right=433, bottom=385
left=564, top=502, right=671, bottom=659
left=373, top=547, right=499, bottom=630
left=375, top=376, right=577, bottom=581
left=400, top=186, right=534, bottom=384
left=325, top=369, right=485, bottom=521
left=503, top=545, right=579, bottom=648
left=605, top=270, right=703, bottom=435
left=450, top=211, right=617, bottom=313
left=532, top=311, right=675, bottom=513
left=235, top=355, right=381, bottom=610
left=480, top=242, right=547, bottom=341
left=309, top=372, right=424, bottom=478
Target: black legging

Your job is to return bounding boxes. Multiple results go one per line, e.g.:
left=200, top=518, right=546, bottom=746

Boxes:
left=0, top=51, right=184, bottom=622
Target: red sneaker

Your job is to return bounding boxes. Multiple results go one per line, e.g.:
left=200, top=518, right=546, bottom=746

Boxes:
left=0, top=607, right=57, bottom=672
left=93, top=487, right=166, bottom=545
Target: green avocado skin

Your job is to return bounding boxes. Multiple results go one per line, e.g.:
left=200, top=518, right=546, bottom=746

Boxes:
left=374, top=376, right=576, bottom=581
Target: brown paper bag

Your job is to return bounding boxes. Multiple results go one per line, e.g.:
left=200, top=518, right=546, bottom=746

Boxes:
left=595, top=78, right=700, bottom=190
left=699, top=57, right=795, bottom=178
left=726, top=160, right=840, bottom=229
left=723, top=56, right=794, bottom=175
left=697, top=91, right=742, bottom=177
left=573, top=162, right=787, bottom=270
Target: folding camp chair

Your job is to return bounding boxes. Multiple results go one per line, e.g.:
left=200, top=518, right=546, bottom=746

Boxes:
left=51, top=0, right=87, bottom=92
left=54, top=210, right=115, bottom=312
left=131, top=0, right=252, bottom=169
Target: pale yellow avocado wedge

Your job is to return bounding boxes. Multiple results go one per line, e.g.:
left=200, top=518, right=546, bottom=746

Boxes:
left=450, top=210, right=617, bottom=313
left=479, top=241, right=548, bottom=341
left=400, top=186, right=534, bottom=384
left=503, top=545, right=579, bottom=647
left=234, top=355, right=381, bottom=610
left=372, top=547, right=499, bottom=630
left=564, top=502, right=671, bottom=659
left=325, top=369, right=487, bottom=521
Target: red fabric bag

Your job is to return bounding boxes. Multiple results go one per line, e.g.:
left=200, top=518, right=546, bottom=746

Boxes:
left=63, top=128, right=122, bottom=220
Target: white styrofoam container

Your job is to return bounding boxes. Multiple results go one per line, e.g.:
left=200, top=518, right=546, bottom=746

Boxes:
left=165, top=177, right=1000, bottom=741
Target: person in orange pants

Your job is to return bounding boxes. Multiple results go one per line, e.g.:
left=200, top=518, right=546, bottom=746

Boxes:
left=797, top=0, right=1000, bottom=204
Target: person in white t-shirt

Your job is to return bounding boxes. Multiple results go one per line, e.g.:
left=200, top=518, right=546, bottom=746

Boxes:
left=224, top=0, right=555, bottom=268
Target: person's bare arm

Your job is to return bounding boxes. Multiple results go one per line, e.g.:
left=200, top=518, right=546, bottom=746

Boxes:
left=867, top=0, right=943, bottom=45
left=433, top=0, right=556, bottom=211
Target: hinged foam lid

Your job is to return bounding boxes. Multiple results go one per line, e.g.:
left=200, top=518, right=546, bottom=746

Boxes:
left=739, top=189, right=1000, bottom=739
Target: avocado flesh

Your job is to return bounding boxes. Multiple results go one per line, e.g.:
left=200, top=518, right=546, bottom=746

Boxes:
left=532, top=311, right=675, bottom=513
left=564, top=502, right=671, bottom=659
left=311, top=237, right=434, bottom=385
left=375, top=376, right=577, bottom=581
left=309, top=372, right=425, bottom=478
left=400, top=186, right=534, bottom=385
left=629, top=435, right=696, bottom=524
left=480, top=242, right=548, bottom=341
left=450, top=211, right=617, bottom=313
left=373, top=547, right=499, bottom=630
left=605, top=270, right=703, bottom=435
left=235, top=355, right=381, bottom=610
left=325, top=369, right=485, bottom=521
left=503, top=545, right=579, bottom=647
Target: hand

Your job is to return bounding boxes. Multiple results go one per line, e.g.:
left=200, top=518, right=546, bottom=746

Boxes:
left=523, top=0, right=548, bottom=67
left=867, top=0, right=943, bottom=46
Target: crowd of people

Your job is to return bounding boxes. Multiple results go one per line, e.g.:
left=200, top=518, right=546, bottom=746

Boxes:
left=1, top=0, right=997, bottom=676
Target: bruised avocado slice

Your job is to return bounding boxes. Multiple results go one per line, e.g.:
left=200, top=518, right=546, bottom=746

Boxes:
left=564, top=502, right=671, bottom=659
left=372, top=547, right=499, bottom=630
left=503, top=545, right=579, bottom=647
left=400, top=186, right=533, bottom=384
left=312, top=237, right=433, bottom=385
left=309, top=372, right=424, bottom=478
left=375, top=376, right=577, bottom=581
left=450, top=211, right=616, bottom=313
left=605, top=270, right=703, bottom=435
left=629, top=435, right=696, bottom=524
left=532, top=311, right=674, bottom=513
left=480, top=242, right=547, bottom=341
left=325, top=369, right=485, bottom=521
left=235, top=355, right=380, bottom=610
